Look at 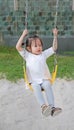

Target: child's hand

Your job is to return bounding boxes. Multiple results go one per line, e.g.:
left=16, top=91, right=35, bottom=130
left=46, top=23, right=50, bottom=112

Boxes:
left=52, top=28, right=58, bottom=36
left=22, top=29, right=28, bottom=37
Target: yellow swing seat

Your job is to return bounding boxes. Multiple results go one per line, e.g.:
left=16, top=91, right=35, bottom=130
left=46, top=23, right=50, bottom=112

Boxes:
left=23, top=65, right=33, bottom=90
left=49, top=64, right=58, bottom=84
left=23, top=63, right=58, bottom=91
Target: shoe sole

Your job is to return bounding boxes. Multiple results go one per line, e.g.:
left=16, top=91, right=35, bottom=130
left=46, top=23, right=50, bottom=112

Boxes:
left=52, top=109, right=62, bottom=117
left=42, top=106, right=52, bottom=117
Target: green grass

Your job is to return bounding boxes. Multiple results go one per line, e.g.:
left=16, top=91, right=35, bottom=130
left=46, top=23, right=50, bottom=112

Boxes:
left=47, top=55, right=74, bottom=80
left=0, top=45, right=74, bottom=81
left=0, top=46, right=23, bottom=81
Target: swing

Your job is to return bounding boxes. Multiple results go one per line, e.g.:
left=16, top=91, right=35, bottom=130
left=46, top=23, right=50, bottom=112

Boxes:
left=23, top=0, right=59, bottom=91
left=23, top=60, right=58, bottom=91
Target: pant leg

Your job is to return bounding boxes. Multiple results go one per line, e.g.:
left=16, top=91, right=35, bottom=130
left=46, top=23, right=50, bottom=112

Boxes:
left=41, top=80, right=55, bottom=107
left=31, top=82, right=46, bottom=106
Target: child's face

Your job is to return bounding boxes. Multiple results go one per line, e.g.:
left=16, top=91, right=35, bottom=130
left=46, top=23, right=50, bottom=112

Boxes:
left=31, top=38, right=43, bottom=55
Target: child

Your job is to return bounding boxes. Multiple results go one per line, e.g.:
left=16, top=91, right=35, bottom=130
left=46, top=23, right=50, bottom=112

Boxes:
left=16, top=28, right=62, bottom=117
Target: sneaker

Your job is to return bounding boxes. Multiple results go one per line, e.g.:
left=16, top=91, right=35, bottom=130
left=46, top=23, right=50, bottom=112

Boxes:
left=51, top=107, right=62, bottom=117
left=41, top=104, right=52, bottom=117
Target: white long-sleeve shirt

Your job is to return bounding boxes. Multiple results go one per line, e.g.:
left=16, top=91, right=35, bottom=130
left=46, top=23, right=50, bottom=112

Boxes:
left=18, top=47, right=54, bottom=84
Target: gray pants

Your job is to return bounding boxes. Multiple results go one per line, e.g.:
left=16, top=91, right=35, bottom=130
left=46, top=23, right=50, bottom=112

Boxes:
left=31, top=80, right=55, bottom=107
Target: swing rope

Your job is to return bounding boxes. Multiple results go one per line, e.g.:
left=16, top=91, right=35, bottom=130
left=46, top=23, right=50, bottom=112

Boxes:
left=23, top=0, right=59, bottom=90
left=23, top=0, right=33, bottom=90
left=54, top=0, right=59, bottom=28
left=25, top=0, right=28, bottom=29
left=51, top=0, right=59, bottom=83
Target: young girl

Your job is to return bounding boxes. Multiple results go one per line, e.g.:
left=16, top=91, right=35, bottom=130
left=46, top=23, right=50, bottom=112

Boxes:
left=16, top=28, right=62, bottom=117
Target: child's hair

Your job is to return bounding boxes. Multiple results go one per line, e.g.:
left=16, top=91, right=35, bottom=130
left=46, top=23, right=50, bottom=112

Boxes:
left=25, top=35, right=43, bottom=48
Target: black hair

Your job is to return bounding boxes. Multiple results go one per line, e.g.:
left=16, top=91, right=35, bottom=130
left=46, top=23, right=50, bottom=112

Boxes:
left=25, top=35, right=43, bottom=48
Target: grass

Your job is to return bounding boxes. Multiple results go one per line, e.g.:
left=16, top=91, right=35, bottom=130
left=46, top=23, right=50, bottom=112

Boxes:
left=47, top=55, right=74, bottom=80
left=0, top=46, right=23, bottom=81
left=0, top=45, right=74, bottom=81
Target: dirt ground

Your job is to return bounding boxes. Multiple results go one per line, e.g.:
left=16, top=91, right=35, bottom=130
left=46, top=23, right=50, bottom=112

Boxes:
left=0, top=78, right=74, bottom=130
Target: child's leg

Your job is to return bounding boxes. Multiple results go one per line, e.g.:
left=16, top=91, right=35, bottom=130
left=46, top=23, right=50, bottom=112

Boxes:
left=31, top=82, right=53, bottom=117
left=41, top=80, right=54, bottom=107
left=31, top=82, right=46, bottom=106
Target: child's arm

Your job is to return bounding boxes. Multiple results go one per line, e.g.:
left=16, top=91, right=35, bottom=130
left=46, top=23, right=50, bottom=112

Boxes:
left=16, top=29, right=28, bottom=51
left=52, top=28, right=58, bottom=52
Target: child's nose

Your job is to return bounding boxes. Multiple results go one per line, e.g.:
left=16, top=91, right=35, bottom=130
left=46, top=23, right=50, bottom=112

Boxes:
left=38, top=46, right=41, bottom=49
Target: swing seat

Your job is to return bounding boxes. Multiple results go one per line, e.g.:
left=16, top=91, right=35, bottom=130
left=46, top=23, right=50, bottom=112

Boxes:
left=49, top=64, right=58, bottom=84
left=23, top=66, right=33, bottom=91
left=23, top=64, right=58, bottom=91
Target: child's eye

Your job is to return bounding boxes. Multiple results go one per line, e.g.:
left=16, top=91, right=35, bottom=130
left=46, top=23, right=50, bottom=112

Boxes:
left=35, top=45, right=37, bottom=47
